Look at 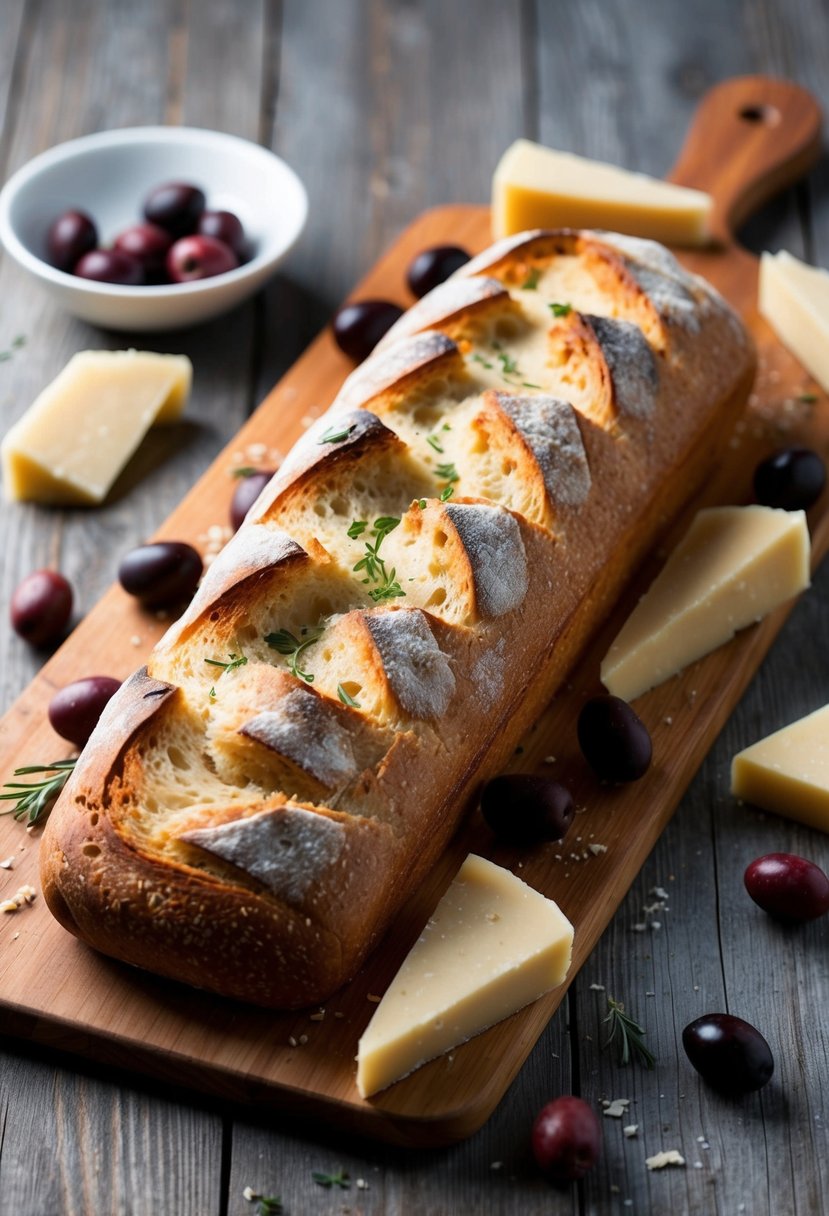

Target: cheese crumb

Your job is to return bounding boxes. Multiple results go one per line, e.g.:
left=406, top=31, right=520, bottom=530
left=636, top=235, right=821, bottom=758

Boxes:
left=356, top=1179, right=369, bottom=1190
left=543, top=755, right=557, bottom=764
left=623, top=1124, right=639, bottom=1138
left=242, top=1186, right=256, bottom=1202
left=646, top=1150, right=686, bottom=1170
left=588, top=843, right=608, bottom=856
left=309, top=1008, right=326, bottom=1022
left=602, top=1098, right=630, bottom=1118
left=490, top=1161, right=504, bottom=1171
left=589, top=983, right=606, bottom=992
left=0, top=856, right=15, bottom=869
left=1, top=884, right=37, bottom=913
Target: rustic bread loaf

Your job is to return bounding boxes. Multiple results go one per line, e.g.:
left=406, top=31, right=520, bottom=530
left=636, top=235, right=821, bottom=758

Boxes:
left=40, top=230, right=755, bottom=1009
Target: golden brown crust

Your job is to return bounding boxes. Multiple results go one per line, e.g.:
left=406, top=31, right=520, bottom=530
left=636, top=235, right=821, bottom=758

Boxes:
left=40, top=229, right=756, bottom=1009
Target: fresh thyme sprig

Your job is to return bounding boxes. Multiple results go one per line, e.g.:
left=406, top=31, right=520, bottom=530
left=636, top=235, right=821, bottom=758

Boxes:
left=204, top=652, right=248, bottom=674
left=264, top=626, right=324, bottom=683
left=312, top=1169, right=350, bottom=1190
left=350, top=516, right=406, bottom=603
left=337, top=683, right=361, bottom=708
left=435, top=461, right=459, bottom=502
left=0, top=759, right=77, bottom=827
left=603, top=995, right=655, bottom=1068
left=318, top=422, right=355, bottom=444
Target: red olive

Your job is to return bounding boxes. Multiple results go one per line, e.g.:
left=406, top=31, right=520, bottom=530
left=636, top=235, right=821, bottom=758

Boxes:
left=744, top=853, right=829, bottom=922
left=73, top=249, right=144, bottom=285
left=532, top=1096, right=602, bottom=1183
left=166, top=235, right=238, bottom=283
left=10, top=569, right=73, bottom=646
left=113, top=222, right=173, bottom=279
left=143, top=181, right=206, bottom=238
left=46, top=209, right=98, bottom=272
left=48, top=676, right=122, bottom=749
left=197, top=209, right=248, bottom=259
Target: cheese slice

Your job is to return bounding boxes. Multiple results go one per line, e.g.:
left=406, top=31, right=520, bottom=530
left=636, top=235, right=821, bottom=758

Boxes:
left=601, top=505, right=810, bottom=703
left=759, top=250, right=829, bottom=391
left=732, top=704, right=829, bottom=832
left=492, top=139, right=713, bottom=245
left=356, top=853, right=573, bottom=1098
left=1, top=349, right=192, bottom=505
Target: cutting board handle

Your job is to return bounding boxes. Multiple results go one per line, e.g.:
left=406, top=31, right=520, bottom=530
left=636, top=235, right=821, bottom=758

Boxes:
left=669, top=75, right=822, bottom=244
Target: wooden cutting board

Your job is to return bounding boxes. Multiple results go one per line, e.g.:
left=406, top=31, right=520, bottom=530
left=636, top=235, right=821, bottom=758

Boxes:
left=0, top=76, right=825, bottom=1148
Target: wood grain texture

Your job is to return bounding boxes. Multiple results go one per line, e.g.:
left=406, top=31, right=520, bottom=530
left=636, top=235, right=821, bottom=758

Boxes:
left=2, top=0, right=829, bottom=1211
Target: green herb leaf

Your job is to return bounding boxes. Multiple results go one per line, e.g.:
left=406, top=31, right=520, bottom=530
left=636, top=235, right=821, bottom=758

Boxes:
left=522, top=381, right=542, bottom=389
left=318, top=422, right=355, bottom=445
left=209, top=686, right=217, bottom=700
left=257, top=1199, right=282, bottom=1216
left=426, top=433, right=444, bottom=453
left=496, top=352, right=519, bottom=376
left=521, top=267, right=541, bottom=290
left=347, top=520, right=368, bottom=539
left=204, top=652, right=248, bottom=673
left=416, top=498, right=427, bottom=509
left=337, top=683, right=361, bottom=708
left=312, top=1169, right=350, bottom=1190
left=232, top=466, right=258, bottom=479
left=472, top=353, right=494, bottom=370
left=0, top=759, right=77, bottom=827
left=350, top=517, right=405, bottom=602
left=549, top=302, right=572, bottom=317
left=439, top=485, right=454, bottom=501
left=603, top=995, right=655, bottom=1068
left=798, top=392, right=819, bottom=403
left=264, top=627, right=323, bottom=684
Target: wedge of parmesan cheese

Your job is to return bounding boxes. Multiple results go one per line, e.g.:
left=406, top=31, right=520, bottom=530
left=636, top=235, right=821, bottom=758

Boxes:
left=356, top=853, right=573, bottom=1098
left=731, top=703, right=829, bottom=832
left=492, top=139, right=712, bottom=244
left=1, top=349, right=191, bottom=505
left=601, top=506, right=810, bottom=702
left=759, top=250, right=829, bottom=391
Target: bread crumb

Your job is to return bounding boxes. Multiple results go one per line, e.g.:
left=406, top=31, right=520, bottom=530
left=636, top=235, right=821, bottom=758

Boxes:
left=367, top=994, right=381, bottom=1003
left=543, top=755, right=557, bottom=764
left=0, top=856, right=14, bottom=869
left=1, top=884, right=36, bottom=913
left=589, top=983, right=605, bottom=992
left=309, top=1008, right=326, bottom=1022
left=623, top=1124, right=639, bottom=1138
left=602, top=1098, right=630, bottom=1118
left=130, top=635, right=142, bottom=647
left=646, top=1150, right=686, bottom=1170
left=490, top=1161, right=503, bottom=1171
left=356, top=1179, right=369, bottom=1190
left=588, top=843, right=608, bottom=856
left=242, top=1186, right=256, bottom=1201
left=288, top=1036, right=298, bottom=1047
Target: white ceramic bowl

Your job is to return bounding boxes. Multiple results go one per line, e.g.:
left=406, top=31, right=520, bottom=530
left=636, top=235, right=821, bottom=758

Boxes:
left=0, top=126, right=307, bottom=331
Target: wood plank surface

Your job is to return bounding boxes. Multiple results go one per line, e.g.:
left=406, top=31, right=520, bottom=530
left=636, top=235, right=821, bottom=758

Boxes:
left=1, top=1, right=829, bottom=1212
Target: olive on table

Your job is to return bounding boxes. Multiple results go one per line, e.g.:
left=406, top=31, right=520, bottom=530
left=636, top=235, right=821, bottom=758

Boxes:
left=10, top=569, right=73, bottom=647
left=532, top=1096, right=602, bottom=1183
left=332, top=300, right=404, bottom=362
left=46, top=209, right=98, bottom=273
left=577, top=694, right=652, bottom=782
left=143, top=181, right=206, bottom=238
left=230, top=470, right=275, bottom=531
left=682, top=1013, right=774, bottom=1095
left=753, top=447, right=826, bottom=511
left=481, top=774, right=574, bottom=845
left=118, top=541, right=203, bottom=610
left=113, top=222, right=173, bottom=279
left=73, top=249, right=144, bottom=286
left=48, top=676, right=121, bottom=749
left=406, top=244, right=471, bottom=298
left=167, top=235, right=239, bottom=283
left=197, top=209, right=248, bottom=259
left=744, top=852, right=829, bottom=922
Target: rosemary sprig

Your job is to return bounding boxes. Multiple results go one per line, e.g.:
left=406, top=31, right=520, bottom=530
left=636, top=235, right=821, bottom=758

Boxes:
left=264, top=626, right=324, bottom=683
left=318, top=422, right=355, bottom=444
left=312, top=1169, right=350, bottom=1190
left=351, top=516, right=406, bottom=603
left=549, top=301, right=572, bottom=317
left=603, top=995, right=655, bottom=1068
left=337, top=683, right=361, bottom=708
left=204, top=652, right=248, bottom=674
left=0, top=760, right=77, bottom=827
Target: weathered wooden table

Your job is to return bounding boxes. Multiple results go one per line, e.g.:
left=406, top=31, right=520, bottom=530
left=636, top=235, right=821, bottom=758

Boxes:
left=1, top=2, right=828, bottom=1213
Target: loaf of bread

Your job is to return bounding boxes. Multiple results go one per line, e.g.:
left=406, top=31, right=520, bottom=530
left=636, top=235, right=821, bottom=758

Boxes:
left=40, top=230, right=755, bottom=1009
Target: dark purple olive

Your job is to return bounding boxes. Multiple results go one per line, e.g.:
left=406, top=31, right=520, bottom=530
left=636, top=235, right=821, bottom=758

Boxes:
left=753, top=447, right=826, bottom=511
left=406, top=244, right=471, bottom=298
left=332, top=299, right=404, bottom=362
left=143, top=181, right=206, bottom=238
left=230, top=470, right=274, bottom=531
left=113, top=222, right=173, bottom=279
left=577, top=695, right=652, bottom=782
left=166, top=234, right=238, bottom=283
left=118, top=541, right=203, bottom=610
left=682, top=1013, right=774, bottom=1094
left=532, top=1096, right=602, bottom=1182
left=744, top=852, right=829, bottom=922
left=481, top=775, right=574, bottom=845
left=46, top=209, right=98, bottom=272
left=10, top=569, right=73, bottom=647
left=73, top=249, right=144, bottom=286
left=197, top=209, right=248, bottom=259
left=48, top=676, right=121, bottom=749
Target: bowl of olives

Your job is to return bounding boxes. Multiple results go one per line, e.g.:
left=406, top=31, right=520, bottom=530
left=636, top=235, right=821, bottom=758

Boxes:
left=0, top=126, right=307, bottom=331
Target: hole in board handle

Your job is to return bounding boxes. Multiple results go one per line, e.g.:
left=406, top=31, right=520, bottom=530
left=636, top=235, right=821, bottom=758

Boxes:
left=739, top=103, right=782, bottom=126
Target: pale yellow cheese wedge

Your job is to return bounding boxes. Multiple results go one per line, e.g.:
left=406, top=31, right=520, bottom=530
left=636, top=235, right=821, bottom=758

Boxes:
left=356, top=853, right=573, bottom=1098
left=759, top=250, right=829, bottom=391
left=492, top=139, right=713, bottom=244
left=601, top=506, right=810, bottom=703
left=1, top=349, right=192, bottom=505
left=732, top=704, right=829, bottom=832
